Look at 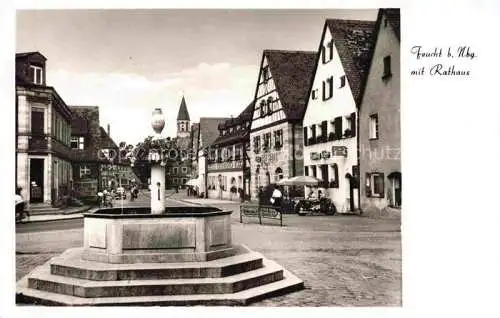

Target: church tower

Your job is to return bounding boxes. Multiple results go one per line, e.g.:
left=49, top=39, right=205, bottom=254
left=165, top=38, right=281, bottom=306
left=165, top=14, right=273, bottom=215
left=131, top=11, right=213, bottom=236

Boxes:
left=176, top=96, right=191, bottom=139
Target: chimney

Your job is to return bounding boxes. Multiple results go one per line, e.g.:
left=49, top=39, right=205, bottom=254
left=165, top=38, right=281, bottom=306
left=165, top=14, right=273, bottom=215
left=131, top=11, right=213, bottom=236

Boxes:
left=107, top=124, right=110, bottom=137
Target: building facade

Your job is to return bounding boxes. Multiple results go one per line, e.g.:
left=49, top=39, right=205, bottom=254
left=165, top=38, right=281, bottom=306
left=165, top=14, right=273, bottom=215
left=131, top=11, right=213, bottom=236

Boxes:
left=359, top=9, right=401, bottom=212
left=248, top=50, right=316, bottom=200
left=206, top=103, right=253, bottom=201
left=303, top=19, right=376, bottom=213
left=195, top=117, right=231, bottom=197
left=15, top=52, right=73, bottom=207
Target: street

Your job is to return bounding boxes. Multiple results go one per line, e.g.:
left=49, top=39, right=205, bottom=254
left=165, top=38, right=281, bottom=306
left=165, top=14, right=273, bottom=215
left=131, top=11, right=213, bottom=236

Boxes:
left=16, top=195, right=401, bottom=306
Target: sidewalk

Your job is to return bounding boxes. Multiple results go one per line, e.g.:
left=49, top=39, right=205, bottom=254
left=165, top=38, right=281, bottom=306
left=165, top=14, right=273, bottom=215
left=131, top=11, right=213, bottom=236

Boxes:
left=18, top=206, right=93, bottom=223
left=169, top=192, right=241, bottom=206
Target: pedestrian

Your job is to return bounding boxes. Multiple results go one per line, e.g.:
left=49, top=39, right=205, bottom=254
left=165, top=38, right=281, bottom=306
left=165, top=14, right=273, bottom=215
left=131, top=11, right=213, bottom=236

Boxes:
left=15, top=186, right=28, bottom=221
left=270, top=185, right=283, bottom=207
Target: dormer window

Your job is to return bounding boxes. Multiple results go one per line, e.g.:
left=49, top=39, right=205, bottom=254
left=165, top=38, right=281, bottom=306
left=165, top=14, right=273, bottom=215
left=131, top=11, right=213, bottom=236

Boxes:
left=29, top=65, right=44, bottom=85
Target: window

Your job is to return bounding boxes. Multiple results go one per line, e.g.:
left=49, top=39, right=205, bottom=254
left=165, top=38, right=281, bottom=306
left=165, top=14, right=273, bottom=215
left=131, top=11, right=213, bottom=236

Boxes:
left=309, top=125, right=316, bottom=145
left=344, top=112, right=356, bottom=138
left=369, top=114, right=379, bottom=140
left=173, top=167, right=179, bottom=175
left=304, top=166, right=309, bottom=176
left=311, top=89, right=318, bottom=100
left=340, top=75, right=346, bottom=88
left=31, top=109, right=44, bottom=135
left=29, top=65, right=43, bottom=85
left=322, top=76, right=334, bottom=101
left=275, top=167, right=283, bottom=181
left=261, top=66, right=270, bottom=82
left=366, top=172, right=385, bottom=197
left=253, top=136, right=261, bottom=154
left=311, top=166, right=317, bottom=178
left=322, top=40, right=334, bottom=64
left=259, top=100, right=266, bottom=118
left=80, top=165, right=91, bottom=178
left=182, top=167, right=187, bottom=174
left=274, top=129, right=283, bottom=149
left=71, top=136, right=85, bottom=150
left=383, top=55, right=392, bottom=79
left=267, top=97, right=273, bottom=115
left=263, top=133, right=271, bottom=152
left=320, top=165, right=329, bottom=188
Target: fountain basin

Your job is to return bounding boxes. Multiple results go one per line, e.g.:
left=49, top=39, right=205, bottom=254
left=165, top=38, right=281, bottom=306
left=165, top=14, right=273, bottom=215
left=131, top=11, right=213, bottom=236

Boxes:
left=82, top=206, right=235, bottom=264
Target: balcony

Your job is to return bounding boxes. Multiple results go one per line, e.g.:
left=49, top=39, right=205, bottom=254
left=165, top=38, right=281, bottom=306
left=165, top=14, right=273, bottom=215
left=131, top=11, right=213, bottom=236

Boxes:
left=28, top=135, right=49, bottom=152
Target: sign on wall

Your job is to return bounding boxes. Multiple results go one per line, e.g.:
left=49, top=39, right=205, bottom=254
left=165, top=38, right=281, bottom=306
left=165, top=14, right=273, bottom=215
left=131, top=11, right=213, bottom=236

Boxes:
left=332, top=146, right=348, bottom=157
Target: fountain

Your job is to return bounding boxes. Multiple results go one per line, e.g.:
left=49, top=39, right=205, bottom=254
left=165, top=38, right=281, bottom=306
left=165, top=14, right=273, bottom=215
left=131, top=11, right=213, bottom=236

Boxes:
left=16, top=108, right=304, bottom=306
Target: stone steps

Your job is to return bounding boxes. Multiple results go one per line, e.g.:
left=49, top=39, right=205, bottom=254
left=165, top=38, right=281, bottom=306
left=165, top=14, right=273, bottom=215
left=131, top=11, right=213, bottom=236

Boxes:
left=50, top=248, right=265, bottom=280
left=17, top=260, right=303, bottom=306
left=28, top=260, right=283, bottom=297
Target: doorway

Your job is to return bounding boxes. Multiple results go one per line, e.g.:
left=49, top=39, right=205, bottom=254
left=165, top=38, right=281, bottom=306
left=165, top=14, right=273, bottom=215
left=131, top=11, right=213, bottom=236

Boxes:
left=388, top=172, right=402, bottom=208
left=30, top=158, right=44, bottom=203
left=345, top=173, right=355, bottom=212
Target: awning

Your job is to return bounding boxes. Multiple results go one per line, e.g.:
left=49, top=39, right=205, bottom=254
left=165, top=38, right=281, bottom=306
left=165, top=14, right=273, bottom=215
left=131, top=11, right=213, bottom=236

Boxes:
left=185, top=178, right=200, bottom=187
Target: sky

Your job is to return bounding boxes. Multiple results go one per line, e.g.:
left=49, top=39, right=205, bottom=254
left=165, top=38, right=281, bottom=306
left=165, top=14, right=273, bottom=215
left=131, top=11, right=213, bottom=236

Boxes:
left=16, top=9, right=377, bottom=145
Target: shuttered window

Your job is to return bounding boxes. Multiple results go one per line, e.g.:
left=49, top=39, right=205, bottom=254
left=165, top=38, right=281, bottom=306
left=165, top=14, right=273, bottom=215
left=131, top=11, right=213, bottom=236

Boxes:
left=303, top=127, right=308, bottom=146
left=334, top=116, right=343, bottom=140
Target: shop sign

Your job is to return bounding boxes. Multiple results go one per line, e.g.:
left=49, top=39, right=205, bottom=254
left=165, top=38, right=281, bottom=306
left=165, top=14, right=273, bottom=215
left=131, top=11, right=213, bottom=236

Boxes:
left=310, top=152, right=321, bottom=160
left=321, top=151, right=331, bottom=159
left=332, top=146, right=348, bottom=157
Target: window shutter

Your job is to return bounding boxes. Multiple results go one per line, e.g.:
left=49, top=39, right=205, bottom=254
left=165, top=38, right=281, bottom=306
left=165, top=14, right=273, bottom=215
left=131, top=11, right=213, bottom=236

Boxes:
left=303, top=127, right=308, bottom=146
left=322, top=81, right=326, bottom=100
left=380, top=173, right=385, bottom=198
left=365, top=173, right=372, bottom=197
left=305, top=166, right=309, bottom=176
left=321, top=46, right=326, bottom=64
left=334, top=116, right=342, bottom=140
left=311, top=125, right=316, bottom=141
left=321, top=120, right=327, bottom=138
left=350, top=112, right=356, bottom=137
left=332, top=164, right=339, bottom=188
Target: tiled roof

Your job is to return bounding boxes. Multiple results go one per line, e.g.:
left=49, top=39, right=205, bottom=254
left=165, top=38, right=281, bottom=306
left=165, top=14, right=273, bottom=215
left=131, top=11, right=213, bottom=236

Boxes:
left=382, top=8, right=400, bottom=41
left=325, top=19, right=376, bottom=105
left=15, top=51, right=47, bottom=60
left=177, top=96, right=190, bottom=121
left=211, top=129, right=249, bottom=147
left=219, top=102, right=254, bottom=130
left=265, top=50, right=317, bottom=121
left=70, top=112, right=90, bottom=135
left=199, top=117, right=231, bottom=148
left=99, top=127, right=119, bottom=149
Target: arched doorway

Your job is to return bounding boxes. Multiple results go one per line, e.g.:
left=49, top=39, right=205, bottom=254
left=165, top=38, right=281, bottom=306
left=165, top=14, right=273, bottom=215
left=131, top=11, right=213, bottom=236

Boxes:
left=345, top=173, right=355, bottom=212
left=265, top=171, right=271, bottom=186
left=388, top=172, right=402, bottom=208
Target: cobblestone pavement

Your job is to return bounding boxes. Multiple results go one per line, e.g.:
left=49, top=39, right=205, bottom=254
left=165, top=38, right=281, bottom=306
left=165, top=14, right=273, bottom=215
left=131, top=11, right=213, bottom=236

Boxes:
left=16, top=200, right=401, bottom=306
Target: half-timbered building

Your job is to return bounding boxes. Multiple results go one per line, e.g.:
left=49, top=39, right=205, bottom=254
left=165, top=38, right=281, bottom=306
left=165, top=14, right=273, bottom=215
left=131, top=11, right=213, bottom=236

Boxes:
left=248, top=50, right=316, bottom=200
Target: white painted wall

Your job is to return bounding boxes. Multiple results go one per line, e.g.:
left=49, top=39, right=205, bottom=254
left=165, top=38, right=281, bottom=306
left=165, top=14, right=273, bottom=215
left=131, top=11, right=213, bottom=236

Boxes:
left=303, top=26, right=359, bottom=212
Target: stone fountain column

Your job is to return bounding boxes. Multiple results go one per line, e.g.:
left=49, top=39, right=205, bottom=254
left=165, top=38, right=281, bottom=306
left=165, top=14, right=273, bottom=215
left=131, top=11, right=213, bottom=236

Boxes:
left=150, top=108, right=166, bottom=214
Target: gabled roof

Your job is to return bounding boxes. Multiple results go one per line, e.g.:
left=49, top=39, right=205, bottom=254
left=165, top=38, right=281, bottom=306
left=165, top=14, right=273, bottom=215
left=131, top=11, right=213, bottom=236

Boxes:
left=177, top=96, right=190, bottom=121
left=199, top=117, right=231, bottom=148
left=15, top=51, right=47, bottom=61
left=325, top=19, right=376, bottom=106
left=264, top=50, right=317, bottom=121
left=99, top=127, right=119, bottom=150
left=382, top=8, right=400, bottom=42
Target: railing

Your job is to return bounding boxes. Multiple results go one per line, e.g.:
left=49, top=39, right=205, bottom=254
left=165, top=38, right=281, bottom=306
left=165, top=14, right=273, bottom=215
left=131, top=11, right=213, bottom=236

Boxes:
left=240, top=203, right=283, bottom=226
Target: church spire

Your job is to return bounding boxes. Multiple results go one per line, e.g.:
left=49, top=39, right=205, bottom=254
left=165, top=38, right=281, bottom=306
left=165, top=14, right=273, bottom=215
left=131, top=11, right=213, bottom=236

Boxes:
left=177, top=96, right=190, bottom=121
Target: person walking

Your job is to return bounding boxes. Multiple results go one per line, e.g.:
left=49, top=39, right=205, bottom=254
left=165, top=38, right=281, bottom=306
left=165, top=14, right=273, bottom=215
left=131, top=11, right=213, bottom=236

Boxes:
left=270, top=185, right=283, bottom=207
